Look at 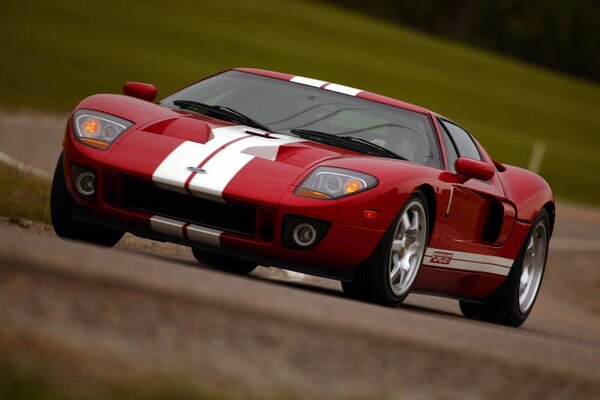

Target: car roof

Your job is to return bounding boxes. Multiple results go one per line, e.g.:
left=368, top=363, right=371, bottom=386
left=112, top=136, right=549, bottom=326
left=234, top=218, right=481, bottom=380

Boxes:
left=234, top=68, right=438, bottom=117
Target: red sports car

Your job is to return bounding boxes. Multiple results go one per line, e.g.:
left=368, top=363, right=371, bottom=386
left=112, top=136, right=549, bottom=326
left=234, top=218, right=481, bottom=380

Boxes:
left=51, top=68, right=554, bottom=326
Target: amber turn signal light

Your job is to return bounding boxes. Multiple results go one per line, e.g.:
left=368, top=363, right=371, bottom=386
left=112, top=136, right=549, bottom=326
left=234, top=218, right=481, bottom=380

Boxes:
left=294, top=187, right=332, bottom=199
left=344, top=179, right=363, bottom=194
left=83, top=118, right=100, bottom=135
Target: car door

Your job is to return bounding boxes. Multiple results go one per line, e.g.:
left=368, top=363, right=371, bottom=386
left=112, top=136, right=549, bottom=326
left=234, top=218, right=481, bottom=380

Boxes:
left=434, top=119, right=514, bottom=257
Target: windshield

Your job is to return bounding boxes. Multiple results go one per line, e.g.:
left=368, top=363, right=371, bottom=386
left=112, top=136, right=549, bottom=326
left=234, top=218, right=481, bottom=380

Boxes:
left=161, top=71, right=441, bottom=168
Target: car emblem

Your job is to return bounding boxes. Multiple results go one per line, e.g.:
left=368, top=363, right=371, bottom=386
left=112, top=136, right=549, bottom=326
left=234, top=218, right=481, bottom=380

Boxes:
left=430, top=251, right=453, bottom=265
left=186, top=166, right=207, bottom=174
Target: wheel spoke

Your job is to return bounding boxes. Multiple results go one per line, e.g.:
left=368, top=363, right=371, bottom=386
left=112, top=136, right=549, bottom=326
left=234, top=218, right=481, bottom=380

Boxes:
left=400, top=213, right=410, bottom=233
left=524, top=237, right=535, bottom=266
left=391, top=238, right=404, bottom=253
left=520, top=267, right=529, bottom=291
left=400, top=257, right=411, bottom=284
left=402, top=255, right=411, bottom=271
left=390, top=261, right=402, bottom=283
left=407, top=242, right=419, bottom=255
left=399, top=266, right=406, bottom=285
left=527, top=236, right=534, bottom=250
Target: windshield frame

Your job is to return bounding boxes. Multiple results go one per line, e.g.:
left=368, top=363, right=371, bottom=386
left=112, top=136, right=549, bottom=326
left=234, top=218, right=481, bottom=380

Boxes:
left=161, top=70, right=443, bottom=169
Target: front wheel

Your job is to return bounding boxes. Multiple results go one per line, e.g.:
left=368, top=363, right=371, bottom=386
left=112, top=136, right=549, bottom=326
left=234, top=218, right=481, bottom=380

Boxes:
left=343, top=192, right=429, bottom=305
left=459, top=209, right=550, bottom=327
left=191, top=247, right=257, bottom=275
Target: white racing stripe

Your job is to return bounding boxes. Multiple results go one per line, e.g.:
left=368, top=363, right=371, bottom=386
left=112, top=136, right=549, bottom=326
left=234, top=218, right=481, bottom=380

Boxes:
left=291, top=76, right=363, bottom=96
left=423, top=247, right=513, bottom=276
left=150, top=215, right=223, bottom=245
left=152, top=125, right=302, bottom=204
left=186, top=224, right=222, bottom=246
left=152, top=131, right=241, bottom=193
left=291, top=76, right=328, bottom=88
left=188, top=149, right=254, bottom=201
left=149, top=125, right=302, bottom=240
left=187, top=126, right=301, bottom=202
left=150, top=215, right=186, bottom=238
left=324, top=83, right=362, bottom=96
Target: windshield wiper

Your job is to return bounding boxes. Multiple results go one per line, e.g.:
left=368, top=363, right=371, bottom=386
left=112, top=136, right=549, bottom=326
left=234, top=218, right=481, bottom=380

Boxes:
left=173, top=100, right=271, bottom=132
left=291, top=128, right=406, bottom=160
left=340, top=136, right=407, bottom=160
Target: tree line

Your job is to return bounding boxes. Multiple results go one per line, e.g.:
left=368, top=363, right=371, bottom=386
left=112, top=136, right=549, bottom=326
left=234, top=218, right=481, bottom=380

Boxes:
left=318, top=0, right=600, bottom=82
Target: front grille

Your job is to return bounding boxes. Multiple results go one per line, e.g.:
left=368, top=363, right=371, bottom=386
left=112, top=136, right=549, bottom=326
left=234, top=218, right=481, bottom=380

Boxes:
left=122, top=178, right=256, bottom=236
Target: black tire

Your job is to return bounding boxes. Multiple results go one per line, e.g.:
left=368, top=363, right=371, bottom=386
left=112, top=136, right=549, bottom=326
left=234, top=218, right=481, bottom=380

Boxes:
left=458, top=300, right=488, bottom=320
left=191, top=247, right=257, bottom=275
left=459, top=209, right=550, bottom=327
left=340, top=280, right=360, bottom=299
left=50, top=154, right=124, bottom=247
left=343, top=192, right=429, bottom=306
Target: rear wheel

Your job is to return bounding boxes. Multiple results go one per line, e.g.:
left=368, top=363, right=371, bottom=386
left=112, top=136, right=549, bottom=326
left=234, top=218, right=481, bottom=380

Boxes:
left=51, top=154, right=124, bottom=247
left=191, top=247, right=257, bottom=275
left=459, top=209, right=550, bottom=327
left=343, top=192, right=429, bottom=305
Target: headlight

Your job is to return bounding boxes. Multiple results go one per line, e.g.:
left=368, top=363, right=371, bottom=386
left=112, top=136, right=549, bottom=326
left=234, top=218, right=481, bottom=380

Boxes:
left=73, top=110, right=133, bottom=149
left=294, top=167, right=378, bottom=199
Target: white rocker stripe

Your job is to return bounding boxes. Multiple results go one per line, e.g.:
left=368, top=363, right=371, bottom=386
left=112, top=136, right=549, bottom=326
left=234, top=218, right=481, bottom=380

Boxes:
left=291, top=76, right=328, bottom=88
left=150, top=215, right=222, bottom=246
left=423, top=247, right=513, bottom=277
left=425, top=248, right=513, bottom=267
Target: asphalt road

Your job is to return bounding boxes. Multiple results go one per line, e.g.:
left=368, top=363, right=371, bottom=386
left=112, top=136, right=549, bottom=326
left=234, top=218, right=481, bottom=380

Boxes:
left=1, top=111, right=599, bottom=399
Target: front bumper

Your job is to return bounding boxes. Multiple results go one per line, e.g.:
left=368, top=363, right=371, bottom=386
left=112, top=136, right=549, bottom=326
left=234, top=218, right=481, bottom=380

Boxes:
left=70, top=203, right=358, bottom=281
left=63, top=135, right=388, bottom=275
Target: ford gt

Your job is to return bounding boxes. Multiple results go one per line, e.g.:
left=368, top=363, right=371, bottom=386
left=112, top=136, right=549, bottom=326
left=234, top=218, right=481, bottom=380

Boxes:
left=50, top=68, right=554, bottom=326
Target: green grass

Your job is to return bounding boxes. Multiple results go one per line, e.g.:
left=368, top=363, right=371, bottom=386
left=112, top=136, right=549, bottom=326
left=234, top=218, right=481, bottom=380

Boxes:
left=1, top=0, right=599, bottom=204
left=0, top=163, right=50, bottom=224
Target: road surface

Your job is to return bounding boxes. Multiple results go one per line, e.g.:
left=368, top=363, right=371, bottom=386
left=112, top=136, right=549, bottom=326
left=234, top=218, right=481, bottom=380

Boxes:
left=1, top=111, right=599, bottom=399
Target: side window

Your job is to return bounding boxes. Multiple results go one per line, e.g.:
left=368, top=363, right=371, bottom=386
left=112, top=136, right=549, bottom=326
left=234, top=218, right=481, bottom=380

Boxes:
left=439, top=122, right=459, bottom=172
left=440, top=120, right=482, bottom=162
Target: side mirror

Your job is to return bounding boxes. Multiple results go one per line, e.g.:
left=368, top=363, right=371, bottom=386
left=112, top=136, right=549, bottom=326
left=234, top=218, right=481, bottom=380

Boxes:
left=455, top=157, right=495, bottom=183
left=123, top=82, right=157, bottom=102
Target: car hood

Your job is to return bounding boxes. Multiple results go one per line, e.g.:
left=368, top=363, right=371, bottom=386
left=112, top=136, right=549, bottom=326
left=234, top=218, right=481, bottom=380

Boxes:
left=77, top=94, right=426, bottom=207
left=104, top=107, right=355, bottom=206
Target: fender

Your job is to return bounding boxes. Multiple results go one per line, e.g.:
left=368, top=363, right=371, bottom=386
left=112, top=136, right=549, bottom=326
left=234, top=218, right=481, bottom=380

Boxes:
left=497, top=164, right=554, bottom=223
left=76, top=94, right=175, bottom=127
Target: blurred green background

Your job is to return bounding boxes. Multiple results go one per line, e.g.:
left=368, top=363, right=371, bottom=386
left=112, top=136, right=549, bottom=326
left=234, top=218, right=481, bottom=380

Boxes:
left=1, top=0, right=599, bottom=205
